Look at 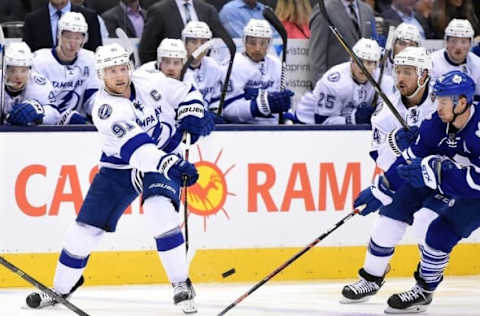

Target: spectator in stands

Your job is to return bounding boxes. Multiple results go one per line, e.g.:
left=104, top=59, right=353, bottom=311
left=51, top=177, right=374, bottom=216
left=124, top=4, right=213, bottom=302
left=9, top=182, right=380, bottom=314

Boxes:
left=380, top=0, right=433, bottom=39
left=414, top=0, right=433, bottom=19
left=275, top=0, right=311, bottom=39
left=23, top=0, right=102, bottom=52
left=138, top=0, right=222, bottom=64
left=430, top=0, right=480, bottom=39
left=309, top=0, right=375, bottom=83
left=0, top=0, right=26, bottom=23
left=102, top=0, right=146, bottom=38
left=219, top=0, right=279, bottom=38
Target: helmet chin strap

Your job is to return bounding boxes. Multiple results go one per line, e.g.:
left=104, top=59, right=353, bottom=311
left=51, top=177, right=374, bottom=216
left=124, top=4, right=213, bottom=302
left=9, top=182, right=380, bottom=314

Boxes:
left=406, top=75, right=429, bottom=100
left=449, top=96, right=469, bottom=125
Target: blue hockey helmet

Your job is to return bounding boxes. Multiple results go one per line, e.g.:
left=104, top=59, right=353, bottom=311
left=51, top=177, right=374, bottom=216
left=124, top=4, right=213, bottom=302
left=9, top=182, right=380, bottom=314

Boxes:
left=433, top=70, right=476, bottom=105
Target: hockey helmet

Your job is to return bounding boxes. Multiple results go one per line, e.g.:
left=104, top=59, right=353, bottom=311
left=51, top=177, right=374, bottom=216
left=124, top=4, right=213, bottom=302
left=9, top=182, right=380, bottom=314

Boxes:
left=394, top=46, right=432, bottom=77
left=352, top=38, right=381, bottom=62
left=434, top=70, right=476, bottom=105
left=444, top=19, right=474, bottom=41
left=157, top=38, right=187, bottom=61
left=182, top=21, right=212, bottom=41
left=393, top=23, right=421, bottom=46
left=95, top=43, right=131, bottom=79
left=243, top=19, right=272, bottom=41
left=57, top=12, right=89, bottom=45
left=5, top=42, right=33, bottom=67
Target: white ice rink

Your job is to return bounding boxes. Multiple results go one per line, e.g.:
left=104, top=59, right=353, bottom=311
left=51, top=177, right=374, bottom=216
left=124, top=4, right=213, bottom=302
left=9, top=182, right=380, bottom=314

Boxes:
left=1, top=276, right=479, bottom=316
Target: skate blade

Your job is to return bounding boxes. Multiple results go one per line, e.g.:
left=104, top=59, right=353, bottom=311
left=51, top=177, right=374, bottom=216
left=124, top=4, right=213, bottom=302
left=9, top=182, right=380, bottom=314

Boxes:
left=384, top=305, right=428, bottom=314
left=339, top=296, right=370, bottom=304
left=177, top=299, right=197, bottom=314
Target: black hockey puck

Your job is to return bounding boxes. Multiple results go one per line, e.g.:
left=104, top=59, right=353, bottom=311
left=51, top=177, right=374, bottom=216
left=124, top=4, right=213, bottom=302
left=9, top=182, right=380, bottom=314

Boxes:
left=222, top=268, right=236, bottom=278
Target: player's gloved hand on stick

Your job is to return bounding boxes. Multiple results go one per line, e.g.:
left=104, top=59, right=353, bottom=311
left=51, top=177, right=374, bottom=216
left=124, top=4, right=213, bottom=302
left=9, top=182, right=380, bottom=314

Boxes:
left=397, top=155, right=455, bottom=190
left=245, top=87, right=294, bottom=118
left=354, top=174, right=394, bottom=216
left=157, top=153, right=199, bottom=186
left=177, top=103, right=215, bottom=143
left=7, top=100, right=45, bottom=126
left=59, top=109, right=88, bottom=125
left=388, top=126, right=419, bottom=154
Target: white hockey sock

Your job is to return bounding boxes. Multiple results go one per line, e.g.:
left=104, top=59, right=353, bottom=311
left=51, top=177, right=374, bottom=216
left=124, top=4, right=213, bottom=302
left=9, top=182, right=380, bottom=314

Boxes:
left=157, top=242, right=189, bottom=284
left=363, top=215, right=407, bottom=277
left=53, top=222, right=104, bottom=294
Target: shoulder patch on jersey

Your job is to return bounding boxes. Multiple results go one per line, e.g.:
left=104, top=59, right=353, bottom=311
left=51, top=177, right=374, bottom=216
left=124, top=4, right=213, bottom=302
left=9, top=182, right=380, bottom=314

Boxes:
left=33, top=75, right=46, bottom=85
left=327, top=72, right=341, bottom=82
left=98, top=104, right=112, bottom=120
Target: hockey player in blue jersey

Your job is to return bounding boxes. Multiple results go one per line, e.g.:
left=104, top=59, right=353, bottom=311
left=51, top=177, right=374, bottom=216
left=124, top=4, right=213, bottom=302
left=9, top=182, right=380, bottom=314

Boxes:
left=383, top=71, right=480, bottom=313
left=25, top=43, right=215, bottom=314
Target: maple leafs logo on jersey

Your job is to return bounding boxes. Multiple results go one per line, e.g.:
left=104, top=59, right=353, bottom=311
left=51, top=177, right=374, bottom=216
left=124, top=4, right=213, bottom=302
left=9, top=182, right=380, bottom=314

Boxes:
left=452, top=74, right=463, bottom=84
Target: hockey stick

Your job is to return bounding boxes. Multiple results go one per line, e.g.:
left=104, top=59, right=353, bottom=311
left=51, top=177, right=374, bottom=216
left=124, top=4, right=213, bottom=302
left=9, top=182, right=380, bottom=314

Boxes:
left=218, top=208, right=361, bottom=315
left=213, top=24, right=236, bottom=116
left=0, top=26, right=5, bottom=123
left=0, top=256, right=89, bottom=316
left=262, top=7, right=288, bottom=124
left=317, top=0, right=408, bottom=129
left=115, top=28, right=139, bottom=68
left=180, top=39, right=215, bottom=81
left=370, top=25, right=395, bottom=107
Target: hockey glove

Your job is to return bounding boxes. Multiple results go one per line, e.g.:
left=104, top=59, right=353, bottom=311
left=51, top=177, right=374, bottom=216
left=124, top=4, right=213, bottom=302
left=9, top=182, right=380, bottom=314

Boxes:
left=245, top=88, right=294, bottom=118
left=58, top=109, right=88, bottom=125
left=353, top=102, right=375, bottom=124
left=397, top=155, right=455, bottom=191
left=157, top=153, right=199, bottom=186
left=7, top=100, right=45, bottom=126
left=177, top=103, right=215, bottom=142
left=387, top=126, right=419, bottom=156
left=354, top=174, right=394, bottom=216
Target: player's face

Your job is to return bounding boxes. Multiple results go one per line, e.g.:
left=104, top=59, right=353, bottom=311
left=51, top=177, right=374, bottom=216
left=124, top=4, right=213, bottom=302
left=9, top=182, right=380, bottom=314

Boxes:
left=446, top=37, right=471, bottom=63
left=393, top=39, right=418, bottom=56
left=185, top=38, right=208, bottom=61
left=436, top=95, right=467, bottom=122
left=351, top=59, right=377, bottom=84
left=103, top=64, right=130, bottom=95
left=395, top=65, right=419, bottom=96
left=245, top=36, right=270, bottom=62
left=159, top=57, right=183, bottom=80
left=59, top=31, right=85, bottom=57
left=5, top=66, right=29, bottom=91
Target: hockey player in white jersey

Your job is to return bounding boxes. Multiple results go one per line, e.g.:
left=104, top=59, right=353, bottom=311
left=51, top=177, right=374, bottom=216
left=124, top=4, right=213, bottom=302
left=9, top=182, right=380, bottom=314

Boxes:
left=25, top=43, right=215, bottom=314
left=182, top=21, right=224, bottom=112
left=430, top=19, right=480, bottom=100
left=383, top=23, right=421, bottom=77
left=2, top=41, right=59, bottom=125
left=289, top=38, right=393, bottom=125
left=139, top=38, right=187, bottom=81
left=340, top=46, right=443, bottom=304
left=222, top=18, right=294, bottom=124
left=32, top=12, right=100, bottom=124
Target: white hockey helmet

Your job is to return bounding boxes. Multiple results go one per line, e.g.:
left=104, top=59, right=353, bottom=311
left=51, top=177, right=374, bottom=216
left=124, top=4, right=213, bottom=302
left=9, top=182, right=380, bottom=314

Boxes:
left=393, top=23, right=421, bottom=45
left=57, top=12, right=89, bottom=44
left=352, top=38, right=381, bottom=62
left=243, top=18, right=272, bottom=40
left=444, top=19, right=474, bottom=41
left=5, top=42, right=33, bottom=67
left=157, top=38, right=187, bottom=61
left=394, top=46, right=432, bottom=77
left=182, top=21, right=212, bottom=41
left=95, top=43, right=131, bottom=79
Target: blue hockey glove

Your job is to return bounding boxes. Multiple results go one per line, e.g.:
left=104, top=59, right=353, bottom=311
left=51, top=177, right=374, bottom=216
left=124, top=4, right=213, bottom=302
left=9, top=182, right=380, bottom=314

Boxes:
left=387, top=126, right=419, bottom=156
left=245, top=88, right=294, bottom=117
left=58, top=110, right=88, bottom=125
left=397, top=155, right=455, bottom=191
left=353, top=102, right=375, bottom=124
left=354, top=174, right=394, bottom=216
left=7, top=100, right=45, bottom=126
left=157, top=153, right=199, bottom=186
left=177, top=103, right=215, bottom=140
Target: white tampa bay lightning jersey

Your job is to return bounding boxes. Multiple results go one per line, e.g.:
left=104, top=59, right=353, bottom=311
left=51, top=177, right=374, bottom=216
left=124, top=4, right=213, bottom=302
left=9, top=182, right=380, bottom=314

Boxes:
left=32, top=48, right=100, bottom=120
left=222, top=52, right=282, bottom=124
left=431, top=49, right=480, bottom=99
left=3, top=71, right=59, bottom=124
left=371, top=87, right=436, bottom=171
left=296, top=62, right=394, bottom=125
left=185, top=56, right=224, bottom=111
left=92, top=69, right=204, bottom=170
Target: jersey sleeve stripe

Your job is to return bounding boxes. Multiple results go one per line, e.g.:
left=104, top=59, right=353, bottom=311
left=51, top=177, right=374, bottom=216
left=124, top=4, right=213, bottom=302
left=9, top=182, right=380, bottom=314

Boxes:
left=223, top=93, right=246, bottom=109
left=466, top=168, right=480, bottom=192
left=120, top=133, right=156, bottom=163
left=83, top=88, right=99, bottom=105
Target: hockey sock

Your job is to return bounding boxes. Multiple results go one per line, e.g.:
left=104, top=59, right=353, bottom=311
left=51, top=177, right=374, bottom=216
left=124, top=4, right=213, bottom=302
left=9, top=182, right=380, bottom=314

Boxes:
left=53, top=222, right=104, bottom=294
left=364, top=215, right=407, bottom=277
left=418, top=244, right=449, bottom=291
left=155, top=228, right=189, bottom=284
